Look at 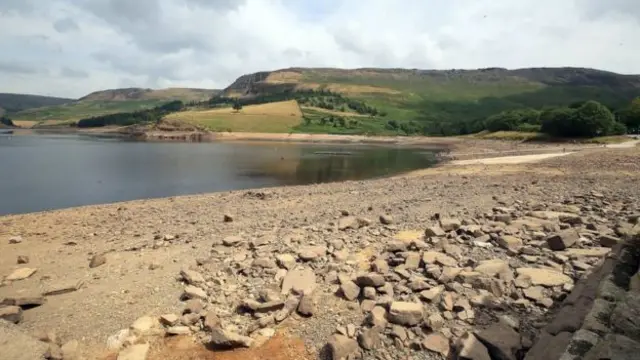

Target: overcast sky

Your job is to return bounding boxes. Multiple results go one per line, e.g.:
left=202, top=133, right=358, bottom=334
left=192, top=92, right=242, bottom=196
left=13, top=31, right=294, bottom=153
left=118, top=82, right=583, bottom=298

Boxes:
left=1, top=0, right=639, bottom=98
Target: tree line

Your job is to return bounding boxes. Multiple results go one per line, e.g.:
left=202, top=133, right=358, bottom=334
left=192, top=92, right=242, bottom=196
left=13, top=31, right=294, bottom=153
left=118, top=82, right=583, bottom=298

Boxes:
left=0, top=115, right=15, bottom=127
left=76, top=100, right=184, bottom=128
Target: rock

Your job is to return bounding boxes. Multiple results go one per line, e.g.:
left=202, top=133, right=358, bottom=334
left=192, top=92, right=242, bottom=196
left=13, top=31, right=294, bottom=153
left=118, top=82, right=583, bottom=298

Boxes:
left=457, top=332, right=491, bottom=360
left=371, top=259, right=389, bottom=274
left=440, top=292, right=454, bottom=311
left=391, top=325, right=408, bottom=341
left=89, top=254, right=106, bottom=268
left=276, top=254, right=296, bottom=270
left=386, top=240, right=408, bottom=252
left=222, top=236, right=243, bottom=246
left=440, top=218, right=461, bottom=231
left=356, top=217, right=372, bottom=227
left=203, top=310, right=220, bottom=332
left=274, top=295, right=300, bottom=322
left=167, top=326, right=191, bottom=335
left=363, top=287, right=376, bottom=299
left=43, top=280, right=84, bottom=296
left=338, top=216, right=358, bottom=230
left=243, top=299, right=284, bottom=313
left=183, top=299, right=204, bottom=314
left=130, top=316, right=161, bottom=337
left=16, top=256, right=29, bottom=264
left=423, top=252, right=457, bottom=267
left=474, top=259, right=510, bottom=277
left=223, top=214, right=233, bottom=222
left=422, top=333, right=450, bottom=357
left=252, top=257, right=278, bottom=269
left=427, top=313, right=445, bottom=331
left=404, top=252, right=421, bottom=270
left=425, top=226, right=446, bottom=237
left=5, top=267, right=37, bottom=281
left=582, top=333, right=640, bottom=360
left=523, top=286, right=545, bottom=302
left=297, top=293, right=314, bottom=316
left=420, top=285, right=445, bottom=302
left=209, top=328, right=254, bottom=348
left=474, top=322, right=520, bottom=360
left=45, top=344, right=64, bottom=360
left=515, top=268, right=572, bottom=287
left=380, top=214, right=394, bottom=225
left=182, top=285, right=207, bottom=300
left=346, top=324, right=357, bottom=338
left=8, top=236, right=23, bottom=244
left=388, top=301, right=424, bottom=326
left=1, top=295, right=45, bottom=308
left=298, top=246, right=326, bottom=261
left=60, top=340, right=79, bottom=360
left=117, top=343, right=150, bottom=360
left=497, top=236, right=522, bottom=251
left=358, top=328, right=381, bottom=350
left=0, top=306, right=23, bottom=323
left=327, top=334, right=360, bottom=359
left=281, top=267, right=316, bottom=295
left=159, top=314, right=179, bottom=326
left=439, top=267, right=462, bottom=283
left=180, top=269, right=205, bottom=285
left=356, top=273, right=385, bottom=287
left=611, top=291, right=640, bottom=341
left=340, top=281, right=360, bottom=301
left=546, top=229, right=579, bottom=251
left=598, top=234, right=621, bottom=248
left=499, top=315, right=520, bottom=330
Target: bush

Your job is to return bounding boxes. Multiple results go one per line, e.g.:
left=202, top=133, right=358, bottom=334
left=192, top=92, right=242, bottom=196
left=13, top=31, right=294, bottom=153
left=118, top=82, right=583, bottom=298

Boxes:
left=540, top=101, right=616, bottom=137
left=0, top=116, right=14, bottom=127
left=516, top=123, right=541, bottom=132
left=610, top=121, right=627, bottom=135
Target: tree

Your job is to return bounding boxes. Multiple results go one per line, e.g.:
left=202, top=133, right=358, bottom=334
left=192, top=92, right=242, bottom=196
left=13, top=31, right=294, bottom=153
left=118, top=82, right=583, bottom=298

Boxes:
left=540, top=107, right=575, bottom=137
left=617, top=97, right=640, bottom=134
left=485, top=111, right=522, bottom=132
left=0, top=115, right=14, bottom=127
left=232, top=101, right=243, bottom=112
left=569, top=100, right=616, bottom=137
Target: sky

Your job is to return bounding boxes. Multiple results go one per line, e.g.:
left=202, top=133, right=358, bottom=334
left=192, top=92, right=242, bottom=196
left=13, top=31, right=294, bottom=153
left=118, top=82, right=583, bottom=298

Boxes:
left=1, top=0, right=639, bottom=98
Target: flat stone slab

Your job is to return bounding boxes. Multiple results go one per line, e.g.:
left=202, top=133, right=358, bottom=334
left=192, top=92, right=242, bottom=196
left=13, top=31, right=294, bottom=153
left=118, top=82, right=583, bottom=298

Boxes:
left=5, top=268, right=37, bottom=281
left=560, top=248, right=611, bottom=258
left=43, top=280, right=85, bottom=296
left=516, top=268, right=573, bottom=287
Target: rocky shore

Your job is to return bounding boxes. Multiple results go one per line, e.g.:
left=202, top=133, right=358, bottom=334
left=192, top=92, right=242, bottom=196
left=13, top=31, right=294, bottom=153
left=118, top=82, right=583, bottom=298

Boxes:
left=1, top=144, right=639, bottom=360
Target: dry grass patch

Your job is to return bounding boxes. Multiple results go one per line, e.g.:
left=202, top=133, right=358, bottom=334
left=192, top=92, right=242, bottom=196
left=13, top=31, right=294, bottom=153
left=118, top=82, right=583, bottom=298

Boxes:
left=265, top=71, right=303, bottom=83
left=300, top=106, right=368, bottom=117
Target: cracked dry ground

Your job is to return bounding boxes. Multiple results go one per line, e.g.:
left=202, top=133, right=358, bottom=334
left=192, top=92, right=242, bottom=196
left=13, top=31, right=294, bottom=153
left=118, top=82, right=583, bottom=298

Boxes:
left=1, top=145, right=639, bottom=360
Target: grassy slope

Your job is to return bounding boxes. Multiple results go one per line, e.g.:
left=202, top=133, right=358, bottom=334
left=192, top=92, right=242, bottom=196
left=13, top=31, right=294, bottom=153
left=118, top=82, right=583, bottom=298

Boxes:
left=0, top=93, right=73, bottom=113
left=11, top=88, right=219, bottom=124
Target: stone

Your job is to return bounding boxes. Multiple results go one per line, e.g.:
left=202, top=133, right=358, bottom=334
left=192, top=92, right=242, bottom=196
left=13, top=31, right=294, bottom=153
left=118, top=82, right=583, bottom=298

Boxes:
left=367, top=306, right=388, bottom=328
left=16, top=256, right=29, bottom=264
left=388, top=301, right=424, bottom=326
left=159, top=314, right=179, bottom=326
left=561, top=248, right=611, bottom=258
left=598, top=234, right=622, bottom=248
left=222, top=235, right=243, bottom=246
left=183, top=299, right=204, bottom=314
left=252, top=257, right=278, bottom=269
left=475, top=322, right=520, bottom=360
left=439, top=267, right=462, bottom=283
left=497, top=236, right=522, bottom=251
left=1, top=295, right=45, bottom=309
left=346, top=324, right=357, bottom=338
left=223, top=214, right=233, bottom=222
left=440, top=218, right=461, bottom=231
left=179, top=269, right=205, bottom=285
left=43, top=280, right=84, bottom=296
left=281, top=267, right=316, bottom=295
left=514, top=275, right=532, bottom=289
left=338, top=216, right=358, bottom=230
left=457, top=332, right=491, bottom=360
left=0, top=306, right=23, bottom=323
left=546, top=230, right=579, bottom=251
left=327, top=334, right=359, bottom=359
left=404, top=252, right=421, bottom=270
left=274, top=295, right=300, bottom=322
left=61, top=340, right=79, bottom=360
left=209, top=328, right=254, bottom=348
left=45, top=344, right=64, bottom=360
left=358, top=327, right=381, bottom=350
left=130, top=316, right=161, bottom=337
left=363, top=287, right=376, bottom=299
left=523, top=286, right=545, bottom=302
left=298, top=246, right=326, bottom=261
left=275, top=254, right=296, bottom=270
left=420, top=285, right=445, bottom=302
left=89, top=254, right=106, bottom=268
left=524, top=331, right=572, bottom=360
left=583, top=333, right=640, bottom=360
left=203, top=311, right=220, bottom=332
left=182, top=285, right=207, bottom=300
left=422, top=333, right=450, bottom=356
left=166, top=326, right=191, bottom=335
left=297, top=293, right=314, bottom=316
left=515, top=268, right=572, bottom=287
left=5, top=268, right=37, bottom=281
left=427, top=313, right=445, bottom=331
left=380, top=214, right=394, bottom=225
left=611, top=291, right=640, bottom=341
left=340, top=281, right=360, bottom=301
left=434, top=253, right=458, bottom=267
left=474, top=259, right=510, bottom=277
left=440, top=292, right=454, bottom=311
left=8, top=236, right=23, bottom=244
left=425, top=226, right=446, bottom=237
left=356, top=273, right=385, bottom=287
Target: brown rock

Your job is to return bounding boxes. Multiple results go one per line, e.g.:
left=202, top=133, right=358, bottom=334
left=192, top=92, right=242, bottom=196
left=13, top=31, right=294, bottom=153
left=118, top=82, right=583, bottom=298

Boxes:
left=338, top=216, right=358, bottom=230
left=1, top=295, right=45, bottom=308
left=356, top=273, right=385, bottom=287
left=457, top=332, right=491, bottom=360
left=203, top=310, right=220, bottom=332
left=5, top=267, right=37, bottom=281
left=598, top=234, right=621, bottom=248
left=89, top=254, right=106, bottom=268
left=340, top=281, right=360, bottom=301
left=222, top=235, right=243, bottom=246
left=209, top=328, right=254, bottom=348
left=281, top=267, right=316, bottom=295
left=497, top=236, right=522, bottom=251
left=327, top=334, right=359, bottom=359
left=546, top=229, right=579, bottom=251
left=0, top=305, right=23, bottom=323
left=515, top=268, right=572, bottom=287
left=44, top=344, right=64, bottom=360
left=425, top=226, right=446, bottom=237
left=160, top=314, right=179, bottom=326
left=358, top=327, right=381, bottom=350
left=379, top=214, right=394, bottom=225
left=297, top=293, right=314, bottom=316
left=367, top=306, right=388, bottom=328
left=182, top=285, right=207, bottom=300
left=388, top=301, right=424, bottom=326
left=440, top=218, right=461, bottom=231
left=8, top=236, right=23, bottom=244
left=474, top=322, right=521, bottom=360
left=422, top=333, right=450, bottom=356
left=223, top=214, right=233, bottom=222
left=474, top=259, right=510, bottom=277
left=16, top=256, right=29, bottom=264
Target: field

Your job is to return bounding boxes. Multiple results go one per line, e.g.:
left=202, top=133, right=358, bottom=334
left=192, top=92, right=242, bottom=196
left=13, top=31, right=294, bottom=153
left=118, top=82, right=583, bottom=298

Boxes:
left=166, top=100, right=303, bottom=133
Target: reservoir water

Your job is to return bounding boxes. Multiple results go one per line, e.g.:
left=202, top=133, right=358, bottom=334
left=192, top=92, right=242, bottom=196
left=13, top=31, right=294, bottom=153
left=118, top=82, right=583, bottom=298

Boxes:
left=0, top=133, right=439, bottom=215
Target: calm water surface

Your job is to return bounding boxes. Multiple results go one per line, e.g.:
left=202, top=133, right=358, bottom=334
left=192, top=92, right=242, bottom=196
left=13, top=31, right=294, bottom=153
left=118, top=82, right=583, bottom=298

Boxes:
left=0, top=134, right=439, bottom=215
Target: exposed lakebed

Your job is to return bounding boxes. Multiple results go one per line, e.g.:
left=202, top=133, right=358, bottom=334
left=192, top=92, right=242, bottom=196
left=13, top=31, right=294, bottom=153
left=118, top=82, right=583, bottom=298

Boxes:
left=0, top=133, right=440, bottom=215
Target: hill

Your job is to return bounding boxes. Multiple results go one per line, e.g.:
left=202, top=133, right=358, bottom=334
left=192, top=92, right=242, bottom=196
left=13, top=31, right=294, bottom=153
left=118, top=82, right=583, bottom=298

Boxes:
left=10, top=87, right=220, bottom=125
left=0, top=93, right=73, bottom=114
left=217, top=67, right=640, bottom=135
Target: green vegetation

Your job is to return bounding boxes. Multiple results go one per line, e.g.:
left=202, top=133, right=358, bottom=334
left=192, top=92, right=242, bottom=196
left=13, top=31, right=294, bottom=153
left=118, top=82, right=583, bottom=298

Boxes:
left=616, top=97, right=640, bottom=133
left=0, top=93, right=72, bottom=113
left=77, top=101, right=184, bottom=128
left=0, top=115, right=15, bottom=127
left=12, top=99, right=171, bottom=122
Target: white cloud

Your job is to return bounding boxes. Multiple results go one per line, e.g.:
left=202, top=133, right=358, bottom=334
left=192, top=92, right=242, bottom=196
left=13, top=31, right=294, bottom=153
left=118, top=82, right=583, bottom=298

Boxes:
left=0, top=0, right=639, bottom=98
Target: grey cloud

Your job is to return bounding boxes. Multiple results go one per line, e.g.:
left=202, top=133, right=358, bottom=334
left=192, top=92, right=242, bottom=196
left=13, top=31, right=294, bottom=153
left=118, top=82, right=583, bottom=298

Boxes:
left=0, top=61, right=41, bottom=74
left=60, top=67, right=88, bottom=78
left=53, top=18, right=80, bottom=33
left=91, top=51, right=181, bottom=81
left=184, top=0, right=245, bottom=10
left=0, top=0, right=36, bottom=14
left=579, top=0, right=640, bottom=22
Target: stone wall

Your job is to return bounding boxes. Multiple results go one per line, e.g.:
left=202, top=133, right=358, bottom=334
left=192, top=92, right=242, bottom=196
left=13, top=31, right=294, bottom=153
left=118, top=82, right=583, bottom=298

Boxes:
left=524, top=235, right=640, bottom=359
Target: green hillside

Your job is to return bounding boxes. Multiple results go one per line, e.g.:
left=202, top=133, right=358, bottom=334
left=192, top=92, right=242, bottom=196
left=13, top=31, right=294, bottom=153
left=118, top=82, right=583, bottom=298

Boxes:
left=0, top=93, right=73, bottom=114
left=219, top=67, right=640, bottom=135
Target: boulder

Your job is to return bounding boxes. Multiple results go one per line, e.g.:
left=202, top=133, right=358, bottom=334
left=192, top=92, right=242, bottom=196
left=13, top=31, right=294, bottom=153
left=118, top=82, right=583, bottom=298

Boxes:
left=388, top=301, right=424, bottom=326
left=338, top=216, right=358, bottom=230
left=222, top=236, right=243, bottom=246
left=182, top=285, right=207, bottom=300
left=275, top=254, right=296, bottom=270
left=340, top=281, right=360, bottom=301
left=356, top=273, right=385, bottom=287
left=598, top=234, right=622, bottom=248
left=425, top=226, right=446, bottom=237
left=474, top=259, right=510, bottom=277
left=515, top=268, right=572, bottom=287
left=379, top=214, right=394, bottom=225
left=475, top=322, right=521, bottom=360
left=117, top=343, right=150, bottom=360
left=497, top=236, right=522, bottom=251
left=281, top=267, right=316, bottom=295
left=440, top=218, right=461, bottom=231
left=209, top=328, right=254, bottom=348
left=457, top=332, right=491, bottom=360
left=546, top=229, right=579, bottom=251
left=327, top=334, right=359, bottom=359
left=180, top=269, right=205, bottom=285
left=422, top=333, right=450, bottom=357
left=159, top=314, right=179, bottom=326
left=89, top=254, right=106, bottom=268
left=0, top=306, right=23, bottom=323
left=297, top=293, right=314, bottom=316
left=358, top=327, right=381, bottom=350
left=5, top=268, right=37, bottom=281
